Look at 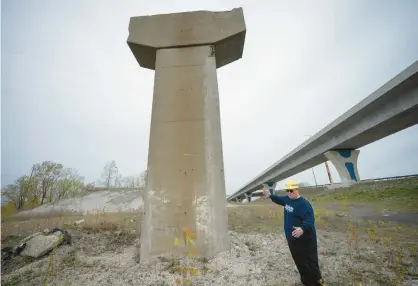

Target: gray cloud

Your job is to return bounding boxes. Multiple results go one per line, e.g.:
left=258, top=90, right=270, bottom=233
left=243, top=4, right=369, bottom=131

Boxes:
left=2, top=0, right=418, bottom=194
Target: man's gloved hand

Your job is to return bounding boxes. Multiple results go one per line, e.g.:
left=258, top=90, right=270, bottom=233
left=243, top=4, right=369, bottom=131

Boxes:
left=292, top=226, right=304, bottom=238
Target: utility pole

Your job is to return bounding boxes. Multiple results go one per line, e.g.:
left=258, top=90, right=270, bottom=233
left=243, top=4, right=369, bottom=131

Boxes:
left=311, top=167, right=318, bottom=187
left=324, top=161, right=333, bottom=184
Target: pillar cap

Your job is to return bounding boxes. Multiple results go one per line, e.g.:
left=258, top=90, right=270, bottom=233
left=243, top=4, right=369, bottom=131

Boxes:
left=127, top=8, right=246, bottom=70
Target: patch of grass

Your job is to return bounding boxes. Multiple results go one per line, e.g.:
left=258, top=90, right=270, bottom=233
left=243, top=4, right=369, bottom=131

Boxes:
left=228, top=206, right=283, bottom=234
left=163, top=259, right=180, bottom=274
left=244, top=241, right=258, bottom=252
left=105, top=230, right=137, bottom=250
left=60, top=250, right=77, bottom=267
left=313, top=182, right=418, bottom=211
left=338, top=216, right=418, bottom=285
left=81, top=221, right=118, bottom=233
left=2, top=269, right=41, bottom=286
left=198, top=257, right=209, bottom=264
left=1, top=203, right=18, bottom=219
left=1, top=235, right=26, bottom=247
left=266, top=261, right=275, bottom=270
left=1, top=211, right=140, bottom=242
left=1, top=255, right=37, bottom=275
left=2, top=276, right=22, bottom=286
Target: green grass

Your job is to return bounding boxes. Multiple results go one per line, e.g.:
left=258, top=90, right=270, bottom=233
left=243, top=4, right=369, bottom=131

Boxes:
left=312, top=183, right=418, bottom=211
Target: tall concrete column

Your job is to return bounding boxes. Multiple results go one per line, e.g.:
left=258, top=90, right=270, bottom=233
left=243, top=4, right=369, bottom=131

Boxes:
left=324, top=150, right=360, bottom=185
left=127, top=8, right=246, bottom=262
left=262, top=182, right=277, bottom=195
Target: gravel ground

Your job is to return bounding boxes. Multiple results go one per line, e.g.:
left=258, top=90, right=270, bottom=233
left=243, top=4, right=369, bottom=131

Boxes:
left=2, top=227, right=417, bottom=286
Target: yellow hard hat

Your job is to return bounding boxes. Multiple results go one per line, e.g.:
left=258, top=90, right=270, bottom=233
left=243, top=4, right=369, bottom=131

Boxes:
left=285, top=180, right=299, bottom=190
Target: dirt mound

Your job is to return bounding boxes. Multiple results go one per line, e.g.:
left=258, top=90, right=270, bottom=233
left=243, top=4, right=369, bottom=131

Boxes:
left=16, top=190, right=143, bottom=216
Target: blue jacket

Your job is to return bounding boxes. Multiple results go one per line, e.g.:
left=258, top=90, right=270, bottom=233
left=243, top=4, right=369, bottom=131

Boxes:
left=269, top=194, right=317, bottom=241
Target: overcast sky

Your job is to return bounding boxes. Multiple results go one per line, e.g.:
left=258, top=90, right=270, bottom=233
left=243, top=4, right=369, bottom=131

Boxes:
left=2, top=0, right=418, bottom=194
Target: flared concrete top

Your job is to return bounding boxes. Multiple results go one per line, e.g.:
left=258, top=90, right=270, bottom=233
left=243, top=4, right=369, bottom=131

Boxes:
left=127, top=8, right=246, bottom=70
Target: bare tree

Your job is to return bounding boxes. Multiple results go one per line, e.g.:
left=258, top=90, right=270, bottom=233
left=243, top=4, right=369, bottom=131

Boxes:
left=2, top=165, right=37, bottom=209
left=101, top=160, right=118, bottom=189
left=120, top=170, right=148, bottom=189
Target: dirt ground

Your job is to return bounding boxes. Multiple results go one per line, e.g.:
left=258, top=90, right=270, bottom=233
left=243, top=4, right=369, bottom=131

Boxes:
left=2, top=180, right=418, bottom=286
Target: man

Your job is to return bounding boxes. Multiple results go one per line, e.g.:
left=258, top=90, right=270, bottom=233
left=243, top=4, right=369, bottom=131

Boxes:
left=263, top=180, right=324, bottom=286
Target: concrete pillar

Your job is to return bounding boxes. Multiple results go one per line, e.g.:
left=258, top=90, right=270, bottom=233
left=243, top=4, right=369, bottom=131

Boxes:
left=262, top=182, right=277, bottom=195
left=245, top=192, right=252, bottom=202
left=324, top=150, right=360, bottom=185
left=127, top=8, right=246, bottom=262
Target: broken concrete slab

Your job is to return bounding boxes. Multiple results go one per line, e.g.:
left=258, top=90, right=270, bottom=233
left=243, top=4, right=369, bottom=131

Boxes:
left=20, top=231, right=64, bottom=258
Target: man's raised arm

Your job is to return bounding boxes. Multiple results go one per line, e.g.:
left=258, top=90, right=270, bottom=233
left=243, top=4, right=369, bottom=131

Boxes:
left=263, top=189, right=286, bottom=206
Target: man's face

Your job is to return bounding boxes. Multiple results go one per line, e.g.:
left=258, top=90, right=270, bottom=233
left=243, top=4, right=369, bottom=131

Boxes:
left=286, top=188, right=299, bottom=199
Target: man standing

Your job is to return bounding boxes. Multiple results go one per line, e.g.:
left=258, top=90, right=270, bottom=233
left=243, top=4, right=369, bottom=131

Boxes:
left=263, top=180, right=324, bottom=286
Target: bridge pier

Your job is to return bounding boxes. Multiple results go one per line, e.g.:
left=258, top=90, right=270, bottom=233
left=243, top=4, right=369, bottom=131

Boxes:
left=263, top=182, right=277, bottom=195
left=324, top=150, right=360, bottom=186
left=128, top=8, right=246, bottom=262
left=262, top=182, right=277, bottom=195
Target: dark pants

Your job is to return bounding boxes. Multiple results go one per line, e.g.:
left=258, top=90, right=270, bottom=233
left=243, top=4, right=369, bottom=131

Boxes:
left=287, top=236, right=323, bottom=286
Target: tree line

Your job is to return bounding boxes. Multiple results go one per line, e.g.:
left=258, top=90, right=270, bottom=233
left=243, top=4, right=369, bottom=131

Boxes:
left=1, top=160, right=147, bottom=211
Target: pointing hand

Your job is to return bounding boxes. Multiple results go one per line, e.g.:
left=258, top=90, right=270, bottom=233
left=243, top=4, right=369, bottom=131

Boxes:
left=263, top=189, right=270, bottom=198
left=292, top=227, right=304, bottom=238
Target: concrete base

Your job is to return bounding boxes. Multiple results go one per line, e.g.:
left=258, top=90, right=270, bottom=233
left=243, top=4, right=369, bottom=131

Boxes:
left=324, top=150, right=360, bottom=185
left=140, top=45, right=229, bottom=262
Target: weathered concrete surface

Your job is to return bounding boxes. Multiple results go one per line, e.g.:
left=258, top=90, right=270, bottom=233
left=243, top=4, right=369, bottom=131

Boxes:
left=20, top=232, right=63, bottom=258
left=324, top=150, right=360, bottom=184
left=128, top=8, right=246, bottom=261
left=127, top=8, right=246, bottom=70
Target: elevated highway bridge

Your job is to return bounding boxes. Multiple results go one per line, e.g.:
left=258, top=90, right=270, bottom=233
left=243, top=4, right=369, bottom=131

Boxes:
left=228, top=60, right=418, bottom=202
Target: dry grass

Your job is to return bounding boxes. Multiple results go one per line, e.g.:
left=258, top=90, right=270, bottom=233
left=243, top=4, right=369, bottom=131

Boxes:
left=1, top=211, right=140, bottom=238
left=1, top=211, right=141, bottom=280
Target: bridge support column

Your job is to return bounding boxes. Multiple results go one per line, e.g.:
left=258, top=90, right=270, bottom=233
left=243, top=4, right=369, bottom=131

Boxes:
left=245, top=193, right=252, bottom=202
left=324, top=150, right=360, bottom=185
left=128, top=8, right=246, bottom=262
left=262, top=182, right=277, bottom=195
